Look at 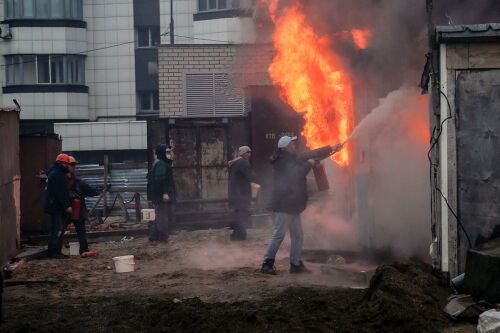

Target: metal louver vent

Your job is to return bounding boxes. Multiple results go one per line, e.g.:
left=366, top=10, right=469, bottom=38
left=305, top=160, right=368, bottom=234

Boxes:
left=185, top=73, right=245, bottom=117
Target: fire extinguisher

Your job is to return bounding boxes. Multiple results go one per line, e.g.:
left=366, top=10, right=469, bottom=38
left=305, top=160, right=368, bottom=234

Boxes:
left=71, top=198, right=81, bottom=220
left=312, top=162, right=329, bottom=192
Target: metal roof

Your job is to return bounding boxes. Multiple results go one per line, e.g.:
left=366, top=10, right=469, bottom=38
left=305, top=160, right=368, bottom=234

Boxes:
left=436, top=23, right=500, bottom=43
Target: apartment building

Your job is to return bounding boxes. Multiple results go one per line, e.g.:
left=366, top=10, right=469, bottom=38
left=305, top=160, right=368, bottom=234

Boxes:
left=0, top=0, right=257, bottom=162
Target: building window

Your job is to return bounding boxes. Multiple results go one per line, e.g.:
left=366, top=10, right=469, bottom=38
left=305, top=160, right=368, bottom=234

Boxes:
left=4, top=0, right=82, bottom=19
left=5, top=54, right=85, bottom=85
left=184, top=73, right=246, bottom=117
left=197, top=0, right=251, bottom=12
left=198, top=0, right=229, bottom=12
left=136, top=26, right=160, bottom=48
left=138, top=91, right=159, bottom=113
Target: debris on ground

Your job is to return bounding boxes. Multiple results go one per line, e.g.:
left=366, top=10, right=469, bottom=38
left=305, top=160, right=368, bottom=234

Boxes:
left=443, top=294, right=488, bottom=321
left=477, top=309, right=500, bottom=333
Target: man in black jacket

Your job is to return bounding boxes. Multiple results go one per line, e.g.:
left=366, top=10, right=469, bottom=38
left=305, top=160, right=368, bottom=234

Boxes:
left=148, top=144, right=176, bottom=242
left=67, top=156, right=100, bottom=254
left=260, top=136, right=342, bottom=274
left=44, top=153, right=73, bottom=258
left=228, top=146, right=257, bottom=241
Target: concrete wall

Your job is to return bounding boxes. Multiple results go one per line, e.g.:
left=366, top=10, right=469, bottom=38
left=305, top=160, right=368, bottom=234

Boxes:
left=84, top=0, right=137, bottom=121
left=159, top=0, right=256, bottom=44
left=193, top=17, right=256, bottom=44
left=158, top=43, right=274, bottom=118
left=54, top=120, right=147, bottom=151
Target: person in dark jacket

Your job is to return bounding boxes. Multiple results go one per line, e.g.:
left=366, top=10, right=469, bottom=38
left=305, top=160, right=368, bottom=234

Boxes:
left=228, top=146, right=257, bottom=241
left=66, top=156, right=101, bottom=254
left=260, top=136, right=342, bottom=274
left=44, top=153, right=73, bottom=258
left=149, top=144, right=176, bottom=242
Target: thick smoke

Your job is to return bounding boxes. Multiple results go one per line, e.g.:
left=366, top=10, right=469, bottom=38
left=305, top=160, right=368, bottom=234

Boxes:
left=251, top=0, right=500, bottom=260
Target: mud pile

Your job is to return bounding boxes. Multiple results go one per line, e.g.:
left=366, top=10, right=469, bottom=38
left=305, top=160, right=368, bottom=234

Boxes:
left=1, top=262, right=456, bottom=333
left=352, top=261, right=452, bottom=333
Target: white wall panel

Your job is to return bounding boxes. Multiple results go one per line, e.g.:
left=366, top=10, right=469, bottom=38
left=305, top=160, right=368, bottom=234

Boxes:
left=55, top=121, right=147, bottom=151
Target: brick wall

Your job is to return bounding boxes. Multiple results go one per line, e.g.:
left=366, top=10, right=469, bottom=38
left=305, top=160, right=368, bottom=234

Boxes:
left=158, top=43, right=275, bottom=118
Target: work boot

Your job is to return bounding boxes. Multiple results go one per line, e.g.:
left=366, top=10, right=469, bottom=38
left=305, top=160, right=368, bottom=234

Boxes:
left=260, top=259, right=276, bottom=275
left=289, top=261, right=312, bottom=274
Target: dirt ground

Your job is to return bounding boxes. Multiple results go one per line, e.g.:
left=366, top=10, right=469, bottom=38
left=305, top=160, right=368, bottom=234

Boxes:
left=1, top=228, right=475, bottom=332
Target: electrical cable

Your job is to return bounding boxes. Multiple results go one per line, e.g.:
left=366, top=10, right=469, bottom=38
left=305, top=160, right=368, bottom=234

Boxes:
left=170, top=33, right=232, bottom=44
left=427, top=77, right=473, bottom=249
left=0, top=30, right=170, bottom=69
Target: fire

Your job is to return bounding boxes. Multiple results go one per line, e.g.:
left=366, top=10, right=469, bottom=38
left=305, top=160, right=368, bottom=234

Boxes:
left=351, top=29, right=372, bottom=49
left=262, top=1, right=354, bottom=165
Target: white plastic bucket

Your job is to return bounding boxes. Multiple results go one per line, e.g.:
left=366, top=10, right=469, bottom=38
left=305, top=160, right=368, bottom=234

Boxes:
left=141, top=209, right=155, bottom=221
left=112, top=255, right=135, bottom=273
left=251, top=183, right=261, bottom=199
left=69, top=242, right=79, bottom=256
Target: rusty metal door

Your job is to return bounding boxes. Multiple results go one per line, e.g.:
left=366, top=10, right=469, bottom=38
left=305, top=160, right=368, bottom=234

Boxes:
left=169, top=119, right=249, bottom=201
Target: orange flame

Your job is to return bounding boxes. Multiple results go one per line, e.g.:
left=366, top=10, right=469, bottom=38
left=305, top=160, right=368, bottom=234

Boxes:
left=263, top=2, right=354, bottom=165
left=351, top=29, right=372, bottom=49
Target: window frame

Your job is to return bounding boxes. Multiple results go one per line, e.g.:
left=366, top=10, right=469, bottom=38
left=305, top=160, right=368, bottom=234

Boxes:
left=138, top=91, right=159, bottom=113
left=4, top=54, right=86, bottom=86
left=197, top=0, right=233, bottom=13
left=4, top=0, right=83, bottom=20
left=135, top=26, right=160, bottom=48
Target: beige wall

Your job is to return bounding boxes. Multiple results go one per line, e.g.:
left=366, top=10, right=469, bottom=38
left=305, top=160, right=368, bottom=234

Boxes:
left=158, top=43, right=274, bottom=118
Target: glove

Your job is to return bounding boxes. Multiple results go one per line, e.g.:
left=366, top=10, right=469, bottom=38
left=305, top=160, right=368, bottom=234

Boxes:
left=162, top=194, right=170, bottom=202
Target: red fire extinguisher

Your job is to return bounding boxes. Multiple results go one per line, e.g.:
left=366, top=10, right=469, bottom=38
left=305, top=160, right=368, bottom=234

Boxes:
left=71, top=198, right=81, bottom=220
left=312, top=162, right=330, bottom=192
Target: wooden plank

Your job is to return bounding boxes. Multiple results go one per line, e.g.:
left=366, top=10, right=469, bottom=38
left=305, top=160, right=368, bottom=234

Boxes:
left=116, top=193, right=129, bottom=222
left=87, top=190, right=106, bottom=218
left=469, top=43, right=500, bottom=69
left=103, top=155, right=109, bottom=217
left=135, top=192, right=141, bottom=222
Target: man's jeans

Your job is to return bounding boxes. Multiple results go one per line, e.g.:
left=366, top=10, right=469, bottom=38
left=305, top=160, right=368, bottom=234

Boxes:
left=263, top=212, right=303, bottom=266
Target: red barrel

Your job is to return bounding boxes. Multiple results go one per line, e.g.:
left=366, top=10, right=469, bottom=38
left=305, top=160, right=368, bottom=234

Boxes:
left=71, top=199, right=81, bottom=220
left=312, top=163, right=330, bottom=192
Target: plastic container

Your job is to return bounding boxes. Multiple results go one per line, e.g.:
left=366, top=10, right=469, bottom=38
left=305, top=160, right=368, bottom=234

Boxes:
left=69, top=242, right=80, bottom=256
left=141, top=209, right=155, bottom=221
left=251, top=183, right=261, bottom=199
left=71, top=199, right=81, bottom=220
left=312, top=163, right=330, bottom=192
left=112, top=255, right=135, bottom=273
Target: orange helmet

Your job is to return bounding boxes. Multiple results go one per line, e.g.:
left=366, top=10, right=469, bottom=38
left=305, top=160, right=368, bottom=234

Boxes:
left=68, top=156, right=79, bottom=164
left=56, top=153, right=71, bottom=164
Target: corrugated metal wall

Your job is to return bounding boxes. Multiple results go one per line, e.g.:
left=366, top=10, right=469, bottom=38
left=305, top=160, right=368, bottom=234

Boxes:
left=77, top=164, right=148, bottom=214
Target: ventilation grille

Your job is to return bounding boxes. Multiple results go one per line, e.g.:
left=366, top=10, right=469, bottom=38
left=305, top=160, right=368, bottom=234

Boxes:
left=185, top=73, right=245, bottom=117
